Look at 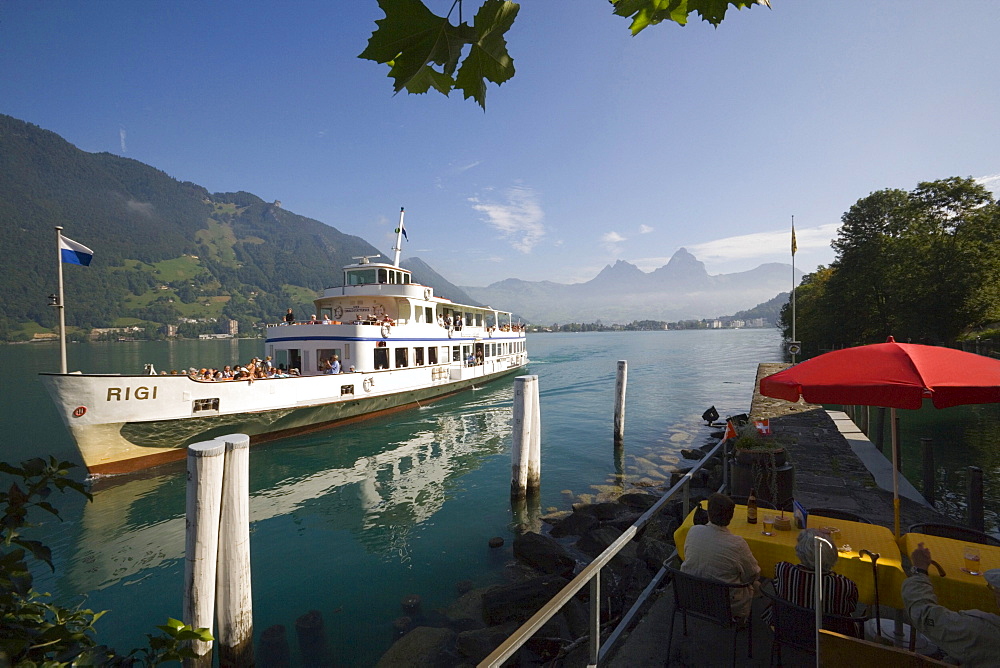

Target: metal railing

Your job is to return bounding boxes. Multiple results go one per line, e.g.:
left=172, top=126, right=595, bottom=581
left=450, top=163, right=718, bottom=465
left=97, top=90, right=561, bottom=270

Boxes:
left=479, top=434, right=730, bottom=667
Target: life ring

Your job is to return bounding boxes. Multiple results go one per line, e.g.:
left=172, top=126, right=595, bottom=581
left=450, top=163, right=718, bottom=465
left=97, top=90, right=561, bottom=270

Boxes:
left=363, top=377, right=374, bottom=392
left=333, top=306, right=343, bottom=319
left=423, top=288, right=431, bottom=300
left=381, top=324, right=391, bottom=338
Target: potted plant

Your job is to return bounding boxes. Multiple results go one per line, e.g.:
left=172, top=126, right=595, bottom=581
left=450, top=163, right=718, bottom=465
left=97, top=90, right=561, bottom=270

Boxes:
left=729, top=421, right=794, bottom=509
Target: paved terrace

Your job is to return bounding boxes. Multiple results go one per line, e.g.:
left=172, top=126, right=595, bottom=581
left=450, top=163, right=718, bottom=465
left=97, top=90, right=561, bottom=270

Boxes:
left=605, top=363, right=953, bottom=667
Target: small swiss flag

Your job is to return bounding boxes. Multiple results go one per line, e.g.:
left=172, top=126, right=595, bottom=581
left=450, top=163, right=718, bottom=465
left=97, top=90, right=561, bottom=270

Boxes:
left=754, top=419, right=771, bottom=436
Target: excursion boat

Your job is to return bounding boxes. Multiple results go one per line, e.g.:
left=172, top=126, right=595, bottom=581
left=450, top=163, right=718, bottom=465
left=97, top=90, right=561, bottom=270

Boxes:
left=40, top=218, right=528, bottom=475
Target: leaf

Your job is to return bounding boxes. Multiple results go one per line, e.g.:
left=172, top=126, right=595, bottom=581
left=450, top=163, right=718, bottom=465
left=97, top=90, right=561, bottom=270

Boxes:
left=359, top=0, right=475, bottom=95
left=454, top=0, right=519, bottom=109
left=610, top=0, right=768, bottom=34
left=13, top=538, right=54, bottom=571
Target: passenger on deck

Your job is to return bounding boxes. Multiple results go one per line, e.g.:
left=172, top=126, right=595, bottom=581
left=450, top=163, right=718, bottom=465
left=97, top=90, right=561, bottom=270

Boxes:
left=903, top=543, right=1000, bottom=665
left=322, top=314, right=332, bottom=324
left=680, top=493, right=760, bottom=619
left=284, top=308, right=295, bottom=325
left=330, top=355, right=342, bottom=374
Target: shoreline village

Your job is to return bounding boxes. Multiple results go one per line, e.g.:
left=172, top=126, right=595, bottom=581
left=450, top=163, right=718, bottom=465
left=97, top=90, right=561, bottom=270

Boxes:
left=38, top=212, right=528, bottom=475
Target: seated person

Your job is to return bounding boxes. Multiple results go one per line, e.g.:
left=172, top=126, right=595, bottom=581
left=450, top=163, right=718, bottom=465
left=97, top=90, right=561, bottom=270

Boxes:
left=681, top=493, right=760, bottom=619
left=903, top=543, right=1000, bottom=665
left=322, top=314, right=332, bottom=324
left=765, top=528, right=860, bottom=633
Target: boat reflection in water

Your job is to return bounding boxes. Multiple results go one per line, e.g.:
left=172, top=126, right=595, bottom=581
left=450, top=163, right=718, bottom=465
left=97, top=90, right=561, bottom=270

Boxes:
left=61, top=385, right=515, bottom=627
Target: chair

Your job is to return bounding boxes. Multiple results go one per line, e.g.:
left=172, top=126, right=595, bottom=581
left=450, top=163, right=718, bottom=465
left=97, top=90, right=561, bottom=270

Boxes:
left=908, top=522, right=1000, bottom=547
left=731, top=495, right=778, bottom=510
left=664, top=562, right=753, bottom=668
left=761, top=581, right=870, bottom=666
left=809, top=508, right=873, bottom=524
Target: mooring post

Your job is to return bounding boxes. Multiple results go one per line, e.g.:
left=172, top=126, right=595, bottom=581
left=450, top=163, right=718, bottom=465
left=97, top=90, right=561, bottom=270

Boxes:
left=184, top=439, right=226, bottom=667
left=216, top=434, right=253, bottom=667
left=614, top=360, right=627, bottom=443
left=875, top=407, right=886, bottom=453
left=527, top=374, right=541, bottom=493
left=511, top=375, right=538, bottom=498
left=921, top=438, right=935, bottom=506
left=893, top=414, right=902, bottom=472
left=969, top=466, right=985, bottom=533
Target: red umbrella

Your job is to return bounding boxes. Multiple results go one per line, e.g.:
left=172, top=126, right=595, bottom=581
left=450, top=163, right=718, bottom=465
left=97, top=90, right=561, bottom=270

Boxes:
left=760, top=337, right=1000, bottom=535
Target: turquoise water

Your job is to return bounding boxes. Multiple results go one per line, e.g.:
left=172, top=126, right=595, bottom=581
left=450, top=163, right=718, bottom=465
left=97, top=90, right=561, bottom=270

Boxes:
left=2, top=330, right=996, bottom=664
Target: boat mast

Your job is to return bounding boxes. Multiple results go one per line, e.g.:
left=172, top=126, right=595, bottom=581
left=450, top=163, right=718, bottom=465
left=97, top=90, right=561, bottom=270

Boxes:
left=391, top=207, right=405, bottom=268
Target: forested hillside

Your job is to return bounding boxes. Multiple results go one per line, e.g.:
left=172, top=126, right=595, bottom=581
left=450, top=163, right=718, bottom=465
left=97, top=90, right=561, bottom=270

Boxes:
left=779, top=177, right=1000, bottom=354
left=0, top=114, right=472, bottom=341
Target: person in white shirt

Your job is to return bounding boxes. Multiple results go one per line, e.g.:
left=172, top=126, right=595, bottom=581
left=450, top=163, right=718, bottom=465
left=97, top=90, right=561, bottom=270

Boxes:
left=903, top=542, right=1000, bottom=665
left=681, top=493, right=760, bottom=618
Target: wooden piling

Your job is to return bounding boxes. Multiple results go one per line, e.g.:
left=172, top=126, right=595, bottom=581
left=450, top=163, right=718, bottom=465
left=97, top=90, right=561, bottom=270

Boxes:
left=875, top=407, right=886, bottom=453
left=295, top=609, right=328, bottom=667
left=258, top=625, right=290, bottom=668
left=511, top=375, right=540, bottom=498
left=968, top=466, right=985, bottom=532
left=216, top=434, right=253, bottom=667
left=921, top=438, right=935, bottom=506
left=527, top=373, right=541, bottom=493
left=184, top=439, right=226, bottom=667
left=614, top=360, right=627, bottom=443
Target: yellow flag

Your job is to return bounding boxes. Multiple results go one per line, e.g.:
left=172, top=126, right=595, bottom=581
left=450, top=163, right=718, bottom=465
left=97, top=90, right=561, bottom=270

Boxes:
left=791, top=224, right=797, bottom=256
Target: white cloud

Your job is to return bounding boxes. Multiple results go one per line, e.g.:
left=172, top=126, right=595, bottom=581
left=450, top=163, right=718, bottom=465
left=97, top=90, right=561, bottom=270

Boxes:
left=638, top=224, right=653, bottom=234
left=601, top=231, right=626, bottom=253
left=469, top=185, right=546, bottom=253
left=686, top=223, right=840, bottom=265
left=976, top=173, right=1000, bottom=197
left=119, top=127, right=126, bottom=153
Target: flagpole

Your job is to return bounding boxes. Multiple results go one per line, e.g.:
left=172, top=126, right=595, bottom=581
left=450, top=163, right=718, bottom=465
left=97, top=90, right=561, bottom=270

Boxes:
left=791, top=215, right=797, bottom=364
left=392, top=207, right=405, bottom=268
left=55, top=225, right=68, bottom=374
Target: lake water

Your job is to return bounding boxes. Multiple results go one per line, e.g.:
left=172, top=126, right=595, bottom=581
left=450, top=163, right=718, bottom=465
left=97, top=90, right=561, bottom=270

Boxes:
left=2, top=330, right=997, bottom=665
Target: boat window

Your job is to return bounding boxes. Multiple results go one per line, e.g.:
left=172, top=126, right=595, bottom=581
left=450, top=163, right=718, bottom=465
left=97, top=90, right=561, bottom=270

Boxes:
left=415, top=347, right=425, bottom=366
left=378, top=268, right=387, bottom=283
left=347, top=269, right=376, bottom=285
left=341, top=385, right=354, bottom=396
left=425, top=307, right=433, bottom=322
left=275, top=350, right=289, bottom=369
left=316, top=349, right=342, bottom=371
left=403, top=274, right=410, bottom=284
left=395, top=348, right=408, bottom=368
left=374, top=348, right=390, bottom=370
left=193, top=398, right=219, bottom=412
left=389, top=271, right=397, bottom=284
left=428, top=347, right=438, bottom=364
left=452, top=346, right=461, bottom=362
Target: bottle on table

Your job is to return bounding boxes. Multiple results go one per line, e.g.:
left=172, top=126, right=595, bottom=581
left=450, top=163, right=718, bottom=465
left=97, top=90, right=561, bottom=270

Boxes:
left=746, top=488, right=758, bottom=524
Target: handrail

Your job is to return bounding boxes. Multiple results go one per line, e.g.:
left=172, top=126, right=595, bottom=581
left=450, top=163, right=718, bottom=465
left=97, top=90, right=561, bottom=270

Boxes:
left=479, top=433, right=729, bottom=667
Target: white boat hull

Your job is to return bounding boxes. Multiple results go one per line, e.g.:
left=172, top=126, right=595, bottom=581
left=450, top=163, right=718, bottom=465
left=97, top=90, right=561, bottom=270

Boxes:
left=40, top=359, right=525, bottom=475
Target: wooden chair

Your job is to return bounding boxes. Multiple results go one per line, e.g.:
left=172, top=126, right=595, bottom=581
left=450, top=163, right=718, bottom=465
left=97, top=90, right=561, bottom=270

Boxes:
left=761, top=581, right=870, bottom=666
left=664, top=563, right=754, bottom=668
left=819, top=630, right=951, bottom=666
left=809, top=508, right=873, bottom=524
left=908, top=522, right=1000, bottom=547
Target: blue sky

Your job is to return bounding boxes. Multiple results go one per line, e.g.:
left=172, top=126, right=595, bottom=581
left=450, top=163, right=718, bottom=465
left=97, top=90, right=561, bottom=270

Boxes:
left=3, top=1, right=999, bottom=286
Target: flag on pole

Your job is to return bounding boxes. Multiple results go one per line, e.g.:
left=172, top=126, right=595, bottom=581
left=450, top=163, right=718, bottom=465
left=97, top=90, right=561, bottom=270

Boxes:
left=400, top=220, right=407, bottom=241
left=59, top=235, right=94, bottom=266
left=791, top=224, right=797, bottom=256
left=724, top=419, right=738, bottom=440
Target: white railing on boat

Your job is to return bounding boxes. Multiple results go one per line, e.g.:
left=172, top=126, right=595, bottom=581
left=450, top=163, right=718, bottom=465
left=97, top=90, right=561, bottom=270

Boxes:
left=479, top=434, right=731, bottom=668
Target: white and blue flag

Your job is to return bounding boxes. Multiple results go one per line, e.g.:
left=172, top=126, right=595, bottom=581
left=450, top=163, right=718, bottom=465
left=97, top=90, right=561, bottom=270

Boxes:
left=59, top=234, right=94, bottom=266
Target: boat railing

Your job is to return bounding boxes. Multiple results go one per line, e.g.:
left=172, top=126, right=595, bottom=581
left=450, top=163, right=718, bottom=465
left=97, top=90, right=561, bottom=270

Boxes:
left=479, top=433, right=730, bottom=667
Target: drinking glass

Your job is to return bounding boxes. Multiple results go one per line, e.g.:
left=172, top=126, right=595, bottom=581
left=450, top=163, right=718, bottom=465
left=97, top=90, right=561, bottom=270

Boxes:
left=963, top=546, right=982, bottom=575
left=762, top=515, right=775, bottom=536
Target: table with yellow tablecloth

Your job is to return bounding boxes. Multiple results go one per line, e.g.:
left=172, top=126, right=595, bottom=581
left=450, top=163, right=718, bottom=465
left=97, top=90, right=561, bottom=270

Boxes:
left=674, top=502, right=907, bottom=610
left=898, top=533, right=1000, bottom=613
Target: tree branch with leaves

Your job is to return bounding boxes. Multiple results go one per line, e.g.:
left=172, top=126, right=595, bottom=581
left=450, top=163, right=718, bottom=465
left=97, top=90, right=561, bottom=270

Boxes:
left=359, top=0, right=771, bottom=109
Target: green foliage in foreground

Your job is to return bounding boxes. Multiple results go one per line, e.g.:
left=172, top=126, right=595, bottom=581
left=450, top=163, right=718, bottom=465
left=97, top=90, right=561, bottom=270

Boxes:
left=0, top=457, right=212, bottom=666
left=360, top=0, right=769, bottom=109
left=780, top=177, right=1000, bottom=355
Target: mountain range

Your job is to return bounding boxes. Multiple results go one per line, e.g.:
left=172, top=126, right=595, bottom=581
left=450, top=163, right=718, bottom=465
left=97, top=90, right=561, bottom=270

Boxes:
left=0, top=113, right=795, bottom=339
left=463, top=251, right=801, bottom=324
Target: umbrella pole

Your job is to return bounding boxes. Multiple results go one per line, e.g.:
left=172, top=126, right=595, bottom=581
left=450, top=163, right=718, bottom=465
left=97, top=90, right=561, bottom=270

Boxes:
left=891, top=407, right=900, bottom=538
